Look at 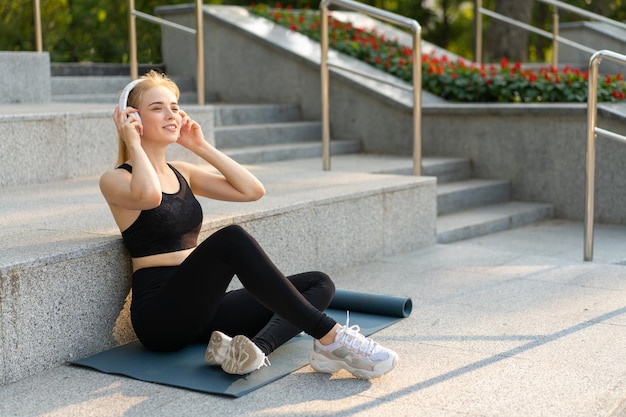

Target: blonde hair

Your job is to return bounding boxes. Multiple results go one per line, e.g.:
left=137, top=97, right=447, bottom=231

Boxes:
left=115, top=70, right=181, bottom=166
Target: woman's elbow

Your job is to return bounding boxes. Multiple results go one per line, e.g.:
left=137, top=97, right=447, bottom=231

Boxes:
left=249, top=184, right=265, bottom=201
left=137, top=189, right=163, bottom=208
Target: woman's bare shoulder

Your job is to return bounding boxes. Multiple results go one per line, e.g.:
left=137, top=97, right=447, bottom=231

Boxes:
left=99, top=166, right=131, bottom=193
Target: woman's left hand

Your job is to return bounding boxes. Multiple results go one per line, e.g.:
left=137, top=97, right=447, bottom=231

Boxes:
left=177, top=110, right=208, bottom=151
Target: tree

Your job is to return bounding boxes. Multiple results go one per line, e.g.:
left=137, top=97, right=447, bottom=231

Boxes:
left=484, top=0, right=535, bottom=62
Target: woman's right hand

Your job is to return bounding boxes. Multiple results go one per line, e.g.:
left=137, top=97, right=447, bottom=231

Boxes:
left=113, top=105, right=143, bottom=145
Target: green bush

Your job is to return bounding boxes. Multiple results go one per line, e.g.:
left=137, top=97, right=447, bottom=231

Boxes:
left=251, top=3, right=626, bottom=103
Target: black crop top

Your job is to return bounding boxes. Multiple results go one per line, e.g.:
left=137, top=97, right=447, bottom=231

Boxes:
left=118, top=163, right=203, bottom=258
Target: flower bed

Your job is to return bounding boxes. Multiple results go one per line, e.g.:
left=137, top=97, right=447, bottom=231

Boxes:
left=250, top=3, right=626, bottom=103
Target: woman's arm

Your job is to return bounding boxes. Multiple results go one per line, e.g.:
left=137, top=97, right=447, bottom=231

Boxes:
left=174, top=111, right=265, bottom=202
left=99, top=106, right=163, bottom=210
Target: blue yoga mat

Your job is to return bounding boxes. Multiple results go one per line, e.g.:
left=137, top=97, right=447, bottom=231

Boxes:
left=72, top=289, right=412, bottom=397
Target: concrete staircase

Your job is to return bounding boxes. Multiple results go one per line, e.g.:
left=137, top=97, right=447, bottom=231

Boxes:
left=435, top=162, right=554, bottom=244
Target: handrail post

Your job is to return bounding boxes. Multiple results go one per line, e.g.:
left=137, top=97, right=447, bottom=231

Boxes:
left=195, top=0, right=205, bottom=105
left=320, top=0, right=331, bottom=171
left=411, top=22, right=422, bottom=176
left=552, top=6, right=559, bottom=68
left=129, top=0, right=138, bottom=80
left=33, top=0, right=42, bottom=52
left=474, top=0, right=482, bottom=64
left=584, top=52, right=601, bottom=262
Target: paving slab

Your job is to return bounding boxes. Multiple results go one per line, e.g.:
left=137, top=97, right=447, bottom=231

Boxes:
left=1, top=219, right=626, bottom=417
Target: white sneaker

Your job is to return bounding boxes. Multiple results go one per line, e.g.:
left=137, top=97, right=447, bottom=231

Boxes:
left=205, top=331, right=232, bottom=366
left=221, top=335, right=270, bottom=375
left=309, top=312, right=398, bottom=379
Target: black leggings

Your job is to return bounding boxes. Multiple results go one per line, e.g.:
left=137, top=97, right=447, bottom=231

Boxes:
left=130, top=224, right=338, bottom=354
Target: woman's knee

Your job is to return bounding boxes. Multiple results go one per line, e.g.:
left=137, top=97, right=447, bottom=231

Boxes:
left=310, top=271, right=336, bottom=305
left=317, top=271, right=335, bottom=296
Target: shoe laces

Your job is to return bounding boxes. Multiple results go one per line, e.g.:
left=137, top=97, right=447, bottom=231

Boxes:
left=261, top=356, right=271, bottom=369
left=335, top=311, right=379, bottom=357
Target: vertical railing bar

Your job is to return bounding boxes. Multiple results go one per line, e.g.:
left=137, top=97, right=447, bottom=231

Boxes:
left=411, top=22, right=422, bottom=176
left=552, top=7, right=559, bottom=68
left=584, top=53, right=599, bottom=262
left=321, top=2, right=331, bottom=171
left=474, top=0, right=482, bottom=64
left=195, top=0, right=205, bottom=105
left=33, top=0, right=42, bottom=52
left=129, top=0, right=138, bottom=80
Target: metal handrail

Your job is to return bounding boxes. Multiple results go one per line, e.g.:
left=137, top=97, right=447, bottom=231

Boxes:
left=320, top=0, right=422, bottom=175
left=128, top=0, right=205, bottom=105
left=475, top=0, right=626, bottom=67
left=33, top=0, right=42, bottom=52
left=584, top=50, right=626, bottom=262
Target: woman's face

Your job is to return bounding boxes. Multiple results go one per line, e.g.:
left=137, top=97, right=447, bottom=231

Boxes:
left=136, top=85, right=182, bottom=144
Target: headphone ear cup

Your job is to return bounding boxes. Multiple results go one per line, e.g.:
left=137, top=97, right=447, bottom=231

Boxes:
left=119, top=79, right=143, bottom=120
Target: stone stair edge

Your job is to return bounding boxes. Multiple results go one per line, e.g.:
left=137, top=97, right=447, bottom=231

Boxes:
left=0, top=167, right=435, bottom=271
left=436, top=201, right=554, bottom=243
left=0, top=102, right=300, bottom=118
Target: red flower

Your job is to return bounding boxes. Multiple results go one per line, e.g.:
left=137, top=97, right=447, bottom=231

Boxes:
left=501, top=57, right=509, bottom=69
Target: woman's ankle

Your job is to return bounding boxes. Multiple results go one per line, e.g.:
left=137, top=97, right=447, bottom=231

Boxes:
left=318, top=324, right=341, bottom=346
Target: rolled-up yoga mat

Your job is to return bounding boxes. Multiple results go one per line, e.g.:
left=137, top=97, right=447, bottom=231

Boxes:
left=329, top=289, right=412, bottom=318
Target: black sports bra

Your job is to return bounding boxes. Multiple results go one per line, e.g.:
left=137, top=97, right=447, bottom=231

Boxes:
left=118, top=163, right=203, bottom=258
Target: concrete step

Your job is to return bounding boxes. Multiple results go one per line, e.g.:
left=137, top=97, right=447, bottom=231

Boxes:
left=51, top=75, right=194, bottom=92
left=436, top=201, right=554, bottom=244
left=437, top=178, right=511, bottom=215
left=51, top=75, right=196, bottom=104
left=52, top=91, right=199, bottom=105
left=422, top=156, right=471, bottom=184
left=0, top=159, right=436, bottom=386
left=214, top=103, right=302, bottom=126
left=214, top=121, right=321, bottom=148
left=224, top=140, right=361, bottom=164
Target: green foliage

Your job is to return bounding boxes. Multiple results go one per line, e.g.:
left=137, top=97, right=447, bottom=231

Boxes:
left=0, top=0, right=437, bottom=63
left=0, top=0, right=208, bottom=63
left=1, top=0, right=624, bottom=65
left=251, top=3, right=626, bottom=103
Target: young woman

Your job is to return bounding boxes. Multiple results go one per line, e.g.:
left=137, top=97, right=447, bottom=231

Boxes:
left=99, top=70, right=398, bottom=379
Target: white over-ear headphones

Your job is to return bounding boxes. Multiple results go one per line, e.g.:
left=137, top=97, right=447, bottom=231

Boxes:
left=119, top=79, right=143, bottom=122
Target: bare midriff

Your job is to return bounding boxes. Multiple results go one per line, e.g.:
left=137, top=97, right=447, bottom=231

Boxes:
left=131, top=247, right=195, bottom=272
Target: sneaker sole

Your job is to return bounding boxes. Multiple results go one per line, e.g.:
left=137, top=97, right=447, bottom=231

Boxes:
left=221, top=335, right=264, bottom=375
left=309, top=350, right=399, bottom=380
left=205, top=331, right=230, bottom=365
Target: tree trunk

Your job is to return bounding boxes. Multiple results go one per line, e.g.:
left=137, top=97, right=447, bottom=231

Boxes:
left=484, top=0, right=535, bottom=62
